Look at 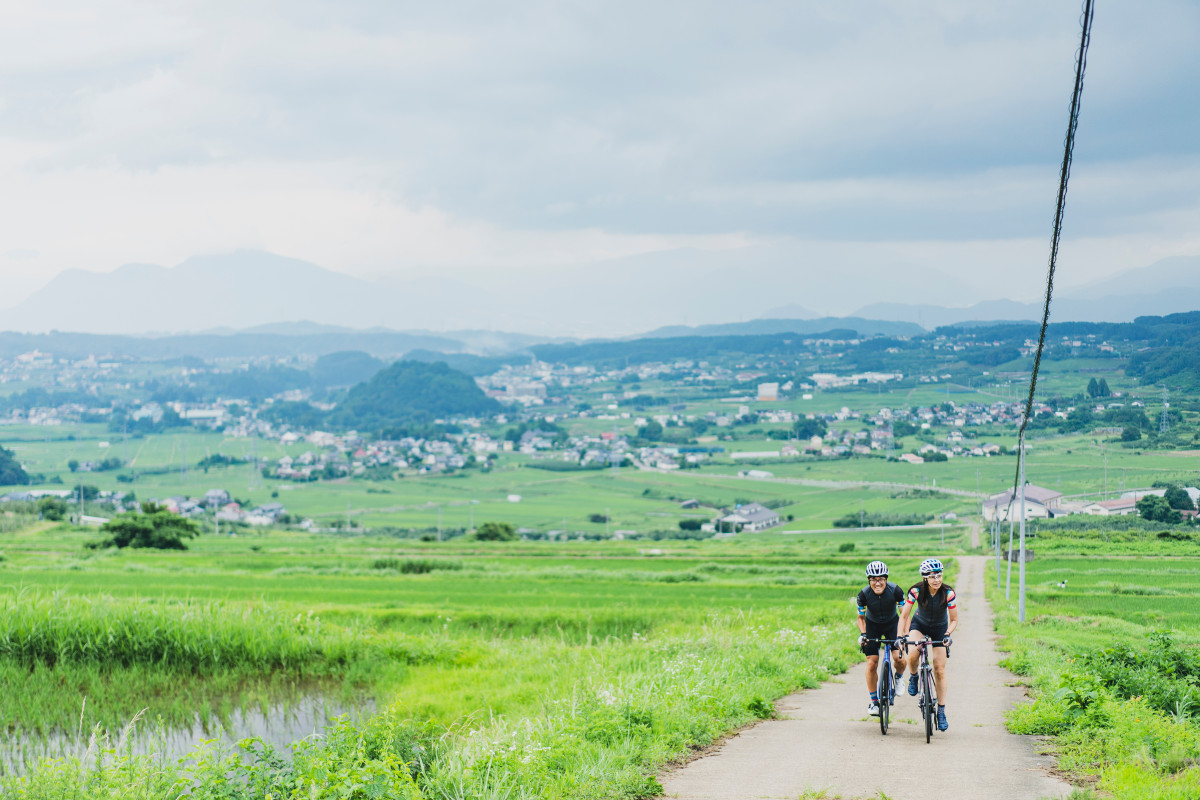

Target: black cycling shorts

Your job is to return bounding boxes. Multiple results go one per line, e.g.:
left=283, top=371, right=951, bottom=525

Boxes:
left=909, top=617, right=949, bottom=648
left=860, top=617, right=899, bottom=656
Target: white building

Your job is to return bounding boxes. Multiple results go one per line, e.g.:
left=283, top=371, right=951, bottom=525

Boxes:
left=983, top=483, right=1063, bottom=521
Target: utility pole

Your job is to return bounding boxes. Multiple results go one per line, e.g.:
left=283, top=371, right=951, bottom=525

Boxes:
left=994, top=514, right=1001, bottom=591
left=1018, top=444, right=1027, bottom=623
left=1005, top=508, right=1015, bottom=601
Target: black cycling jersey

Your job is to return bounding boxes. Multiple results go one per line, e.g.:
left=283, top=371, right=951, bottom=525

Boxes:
left=906, top=583, right=957, bottom=627
left=857, top=582, right=905, bottom=624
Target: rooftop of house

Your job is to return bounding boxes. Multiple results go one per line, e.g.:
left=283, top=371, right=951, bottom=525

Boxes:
left=984, top=483, right=1063, bottom=507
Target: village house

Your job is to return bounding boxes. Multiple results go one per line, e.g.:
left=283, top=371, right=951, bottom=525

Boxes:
left=717, top=502, right=781, bottom=532
left=983, top=483, right=1063, bottom=521
left=1081, top=498, right=1139, bottom=516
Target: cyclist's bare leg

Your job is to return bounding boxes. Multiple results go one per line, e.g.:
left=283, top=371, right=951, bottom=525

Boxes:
left=865, top=653, right=879, bottom=692
left=932, top=645, right=949, bottom=704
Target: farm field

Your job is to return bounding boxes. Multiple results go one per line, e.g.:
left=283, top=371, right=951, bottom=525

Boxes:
left=6, top=409, right=1197, bottom=537
left=990, top=526, right=1200, bottom=799
left=0, top=520, right=962, bottom=797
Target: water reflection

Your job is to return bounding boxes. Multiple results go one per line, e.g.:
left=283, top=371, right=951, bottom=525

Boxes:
left=1, top=694, right=376, bottom=775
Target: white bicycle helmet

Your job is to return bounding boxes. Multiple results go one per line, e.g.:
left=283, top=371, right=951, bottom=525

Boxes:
left=865, top=560, right=889, bottom=577
left=920, top=558, right=943, bottom=576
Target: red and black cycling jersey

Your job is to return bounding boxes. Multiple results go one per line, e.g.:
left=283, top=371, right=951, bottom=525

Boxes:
left=906, top=582, right=956, bottom=627
left=857, top=582, right=905, bottom=624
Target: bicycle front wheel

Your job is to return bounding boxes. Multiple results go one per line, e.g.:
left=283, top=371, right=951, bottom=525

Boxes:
left=879, top=666, right=890, bottom=735
left=922, top=673, right=934, bottom=743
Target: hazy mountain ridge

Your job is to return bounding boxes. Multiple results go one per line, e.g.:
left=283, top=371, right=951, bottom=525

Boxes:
left=4, top=249, right=1200, bottom=340
left=0, top=330, right=464, bottom=361
left=638, top=317, right=925, bottom=339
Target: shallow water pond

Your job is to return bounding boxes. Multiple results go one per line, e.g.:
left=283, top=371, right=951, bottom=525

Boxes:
left=1, top=694, right=376, bottom=775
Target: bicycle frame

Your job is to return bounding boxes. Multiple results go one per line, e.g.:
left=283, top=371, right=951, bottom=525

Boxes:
left=870, top=636, right=905, bottom=735
left=906, top=636, right=951, bottom=742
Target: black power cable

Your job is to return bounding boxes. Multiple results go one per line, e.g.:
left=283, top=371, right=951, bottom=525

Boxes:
left=1005, top=0, right=1096, bottom=517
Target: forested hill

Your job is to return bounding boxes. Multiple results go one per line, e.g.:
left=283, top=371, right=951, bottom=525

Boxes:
left=638, top=317, right=924, bottom=339
left=1123, top=312, right=1200, bottom=391
left=329, top=360, right=501, bottom=432
left=531, top=330, right=870, bottom=367
left=940, top=311, right=1200, bottom=391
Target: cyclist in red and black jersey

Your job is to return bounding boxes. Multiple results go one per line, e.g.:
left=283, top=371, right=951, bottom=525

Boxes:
left=898, top=558, right=957, bottom=731
left=856, top=560, right=906, bottom=717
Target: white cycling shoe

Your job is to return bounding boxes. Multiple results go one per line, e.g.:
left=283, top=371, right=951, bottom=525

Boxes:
left=867, top=701, right=880, bottom=716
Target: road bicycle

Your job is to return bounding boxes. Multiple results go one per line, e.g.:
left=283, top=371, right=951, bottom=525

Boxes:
left=906, top=635, right=953, bottom=743
left=866, top=636, right=906, bottom=735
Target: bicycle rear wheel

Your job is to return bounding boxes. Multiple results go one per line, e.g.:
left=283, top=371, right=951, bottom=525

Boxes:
left=922, top=671, right=934, bottom=743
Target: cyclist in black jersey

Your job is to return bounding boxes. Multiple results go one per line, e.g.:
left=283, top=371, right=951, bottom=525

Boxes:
left=856, top=560, right=906, bottom=717
left=898, top=557, right=958, bottom=731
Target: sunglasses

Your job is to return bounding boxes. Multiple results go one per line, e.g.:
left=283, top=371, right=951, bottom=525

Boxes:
left=868, top=576, right=888, bottom=582
left=924, top=571, right=943, bottom=578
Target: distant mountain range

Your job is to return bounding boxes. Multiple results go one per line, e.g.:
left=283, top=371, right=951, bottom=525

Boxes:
left=638, top=317, right=924, bottom=339
left=846, top=255, right=1200, bottom=329
left=2, top=249, right=1199, bottom=341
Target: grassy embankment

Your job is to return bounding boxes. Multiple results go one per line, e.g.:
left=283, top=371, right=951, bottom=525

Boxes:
left=0, top=523, right=963, bottom=798
left=990, top=522, right=1200, bottom=799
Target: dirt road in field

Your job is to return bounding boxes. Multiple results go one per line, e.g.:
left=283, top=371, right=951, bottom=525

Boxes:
left=659, top=556, right=1072, bottom=800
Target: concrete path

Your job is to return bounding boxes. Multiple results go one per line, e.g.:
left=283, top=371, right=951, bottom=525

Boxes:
left=659, top=556, right=1072, bottom=800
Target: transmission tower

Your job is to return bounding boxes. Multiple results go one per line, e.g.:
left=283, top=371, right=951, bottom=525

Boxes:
left=1160, top=387, right=1170, bottom=434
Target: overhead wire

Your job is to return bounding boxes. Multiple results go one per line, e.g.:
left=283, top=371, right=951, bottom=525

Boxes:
left=1003, top=0, right=1096, bottom=523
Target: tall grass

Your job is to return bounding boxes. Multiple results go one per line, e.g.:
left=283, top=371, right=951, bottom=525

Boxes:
left=0, top=590, right=466, bottom=673
left=991, top=554, right=1200, bottom=798
left=0, top=591, right=322, bottom=671
left=0, top=589, right=469, bottom=738
left=0, top=526, right=924, bottom=796
left=1, top=612, right=856, bottom=799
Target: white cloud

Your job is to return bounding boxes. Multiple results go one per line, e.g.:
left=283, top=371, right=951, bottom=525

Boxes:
left=0, top=0, right=1197, bottom=329
left=0, top=155, right=752, bottom=306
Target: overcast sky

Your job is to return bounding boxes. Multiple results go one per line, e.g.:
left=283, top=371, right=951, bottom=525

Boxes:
left=1, top=1, right=1198, bottom=327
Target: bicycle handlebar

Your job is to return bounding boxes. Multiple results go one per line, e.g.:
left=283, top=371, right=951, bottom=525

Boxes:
left=894, top=635, right=953, bottom=654
left=858, top=634, right=952, bottom=657
left=859, top=635, right=911, bottom=656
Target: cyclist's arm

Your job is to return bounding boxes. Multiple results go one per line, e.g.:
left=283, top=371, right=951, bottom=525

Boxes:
left=897, top=597, right=913, bottom=637
left=944, top=587, right=958, bottom=637
left=856, top=597, right=868, bottom=636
